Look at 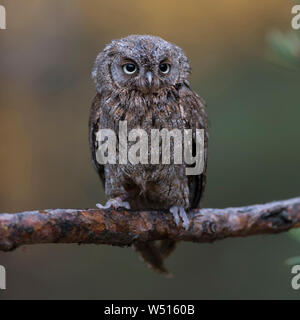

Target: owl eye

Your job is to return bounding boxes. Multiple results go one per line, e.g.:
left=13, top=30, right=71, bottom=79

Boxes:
left=123, top=63, right=137, bottom=75
left=159, top=63, right=170, bottom=74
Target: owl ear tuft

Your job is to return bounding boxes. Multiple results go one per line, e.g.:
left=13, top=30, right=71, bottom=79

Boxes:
left=175, top=47, right=190, bottom=82
left=91, top=55, right=99, bottom=82
left=91, top=68, right=97, bottom=81
left=91, top=51, right=104, bottom=82
left=91, top=49, right=111, bottom=93
left=92, top=42, right=116, bottom=92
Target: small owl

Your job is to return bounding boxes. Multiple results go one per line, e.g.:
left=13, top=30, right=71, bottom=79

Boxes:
left=89, top=35, right=208, bottom=275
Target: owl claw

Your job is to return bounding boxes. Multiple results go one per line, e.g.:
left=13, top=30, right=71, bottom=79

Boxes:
left=179, top=207, right=190, bottom=230
left=96, top=197, right=131, bottom=210
left=170, top=206, right=181, bottom=226
left=170, top=206, right=190, bottom=230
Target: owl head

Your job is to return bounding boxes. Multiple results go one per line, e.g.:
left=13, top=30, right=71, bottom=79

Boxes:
left=92, top=35, right=190, bottom=94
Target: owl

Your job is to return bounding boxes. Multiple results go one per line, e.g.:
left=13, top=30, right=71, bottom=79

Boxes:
left=89, top=35, right=208, bottom=275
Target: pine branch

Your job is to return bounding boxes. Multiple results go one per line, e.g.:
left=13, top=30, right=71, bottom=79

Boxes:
left=0, top=197, right=300, bottom=251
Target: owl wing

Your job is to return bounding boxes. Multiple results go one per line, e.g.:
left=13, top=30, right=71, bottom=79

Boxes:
left=179, top=83, right=208, bottom=209
left=89, top=93, right=105, bottom=187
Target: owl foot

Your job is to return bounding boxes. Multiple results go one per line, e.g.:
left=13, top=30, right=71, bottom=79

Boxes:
left=96, top=197, right=131, bottom=210
left=170, top=206, right=190, bottom=230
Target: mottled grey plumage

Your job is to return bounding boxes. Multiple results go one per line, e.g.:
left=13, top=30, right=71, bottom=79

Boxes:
left=89, top=35, right=208, bottom=274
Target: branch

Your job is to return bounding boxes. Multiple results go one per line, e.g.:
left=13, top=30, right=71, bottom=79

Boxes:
left=0, top=197, right=300, bottom=252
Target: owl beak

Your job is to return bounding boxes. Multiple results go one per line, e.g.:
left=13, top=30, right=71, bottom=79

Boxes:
left=145, top=71, right=153, bottom=87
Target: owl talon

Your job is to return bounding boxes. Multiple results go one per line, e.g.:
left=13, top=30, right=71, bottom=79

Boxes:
left=170, top=206, right=190, bottom=230
left=170, top=206, right=181, bottom=226
left=179, top=207, right=190, bottom=230
left=96, top=197, right=131, bottom=210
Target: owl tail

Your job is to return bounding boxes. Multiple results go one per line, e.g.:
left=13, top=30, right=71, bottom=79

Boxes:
left=134, top=240, right=177, bottom=276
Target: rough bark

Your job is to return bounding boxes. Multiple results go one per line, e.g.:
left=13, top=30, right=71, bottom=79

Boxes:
left=0, top=197, right=299, bottom=251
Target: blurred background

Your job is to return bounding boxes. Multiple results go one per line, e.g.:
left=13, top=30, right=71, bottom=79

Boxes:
left=0, top=0, right=300, bottom=299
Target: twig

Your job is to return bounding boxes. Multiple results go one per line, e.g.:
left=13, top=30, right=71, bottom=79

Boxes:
left=0, top=197, right=300, bottom=251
